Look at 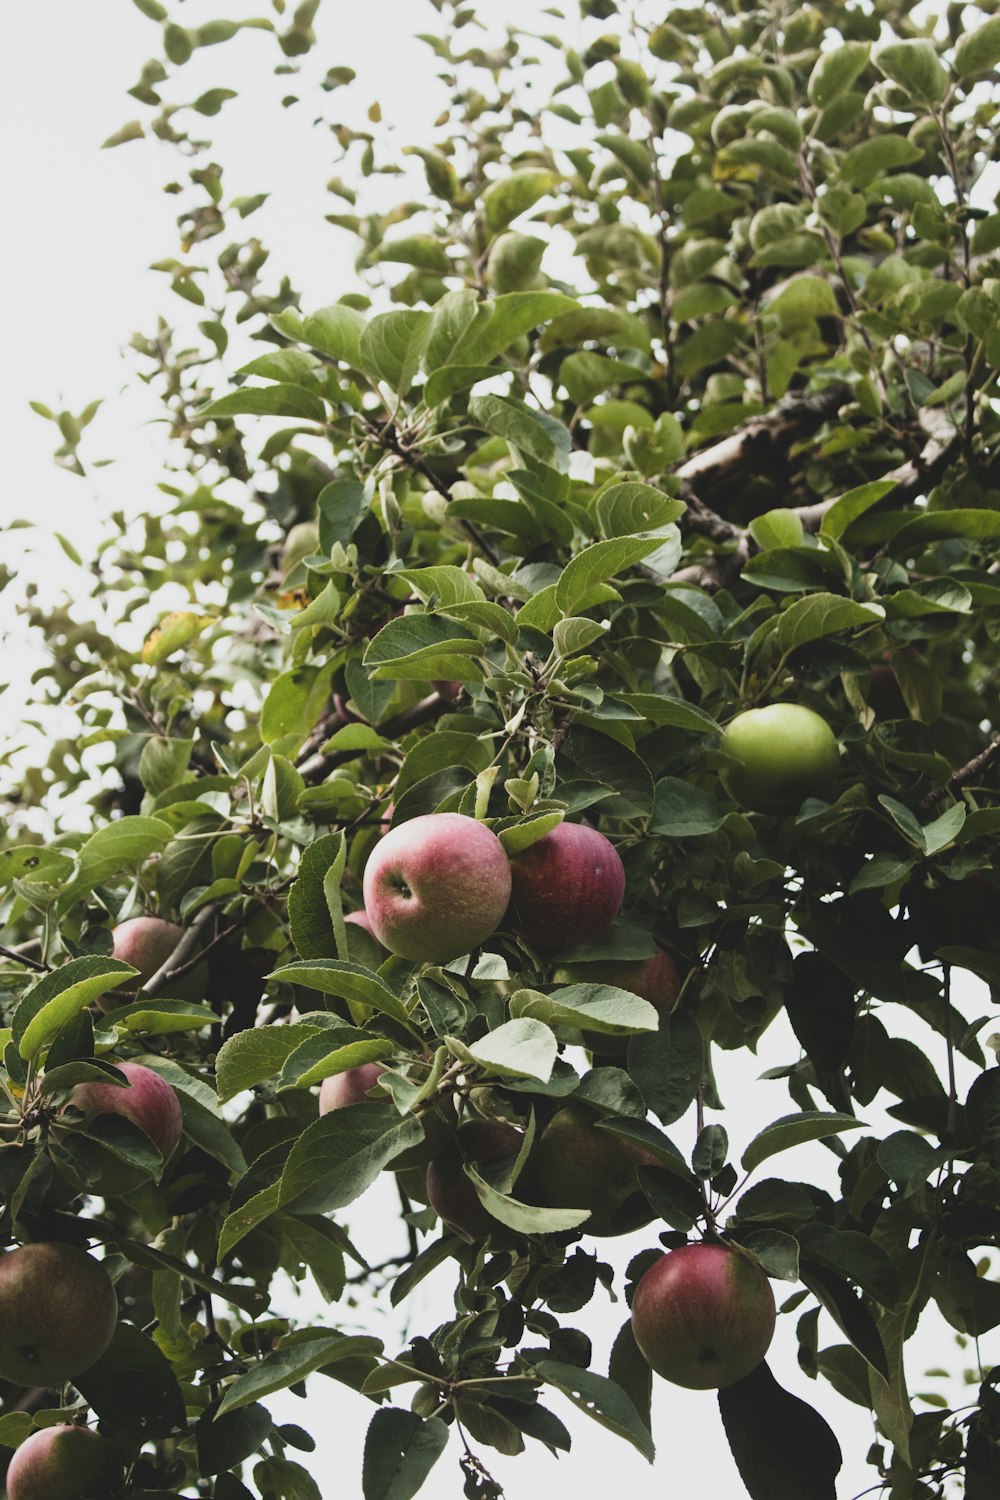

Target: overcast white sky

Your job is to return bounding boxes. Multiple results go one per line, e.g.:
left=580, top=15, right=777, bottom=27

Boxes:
left=1, top=3, right=996, bottom=1497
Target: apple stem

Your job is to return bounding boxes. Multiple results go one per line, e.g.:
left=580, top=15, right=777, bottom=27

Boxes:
left=696, top=1086, right=718, bottom=1235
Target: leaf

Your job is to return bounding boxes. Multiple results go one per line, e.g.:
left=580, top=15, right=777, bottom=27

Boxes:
left=718, top=1362, right=841, bottom=1500
left=273, top=302, right=366, bottom=365
left=534, top=1361, right=654, bottom=1462
left=318, top=479, right=370, bottom=550
left=469, top=393, right=571, bottom=468
left=509, top=983, right=658, bottom=1037
left=360, top=310, right=430, bottom=393
left=873, top=38, right=949, bottom=103
left=14, top=958, right=139, bottom=1059
left=68, top=816, right=173, bottom=893
left=75, top=1322, right=186, bottom=1438
left=466, top=1163, right=590, bottom=1234
left=218, top=1331, right=382, bottom=1415
left=820, top=480, right=898, bottom=540
left=278, top=1104, right=425, bottom=1214
left=363, top=615, right=483, bottom=683
left=650, top=777, right=727, bottom=837
left=627, top=1014, right=705, bottom=1127
left=555, top=537, right=662, bottom=614
left=955, top=15, right=1000, bottom=77
left=740, top=1229, right=800, bottom=1281
left=279, top=1032, right=394, bottom=1089
left=466, top=1018, right=558, bottom=1081
left=887, top=508, right=1000, bottom=553
left=617, top=694, right=721, bottom=735
left=362, top=1409, right=450, bottom=1500
left=453, top=291, right=578, bottom=366
left=197, top=1403, right=272, bottom=1475
left=807, top=42, right=870, bottom=107
left=288, top=833, right=348, bottom=960
left=198, top=385, right=327, bottom=422
left=484, top=170, right=557, bottom=231
left=775, top=593, right=884, bottom=654
left=595, top=482, right=685, bottom=539
left=268, top=960, right=410, bottom=1025
left=741, top=1112, right=862, bottom=1172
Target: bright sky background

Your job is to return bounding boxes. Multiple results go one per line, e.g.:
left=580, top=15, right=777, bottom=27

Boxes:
left=2, top=3, right=997, bottom=1498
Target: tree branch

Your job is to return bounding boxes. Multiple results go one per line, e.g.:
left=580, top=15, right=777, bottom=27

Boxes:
left=919, top=730, right=1000, bottom=814
left=141, top=903, right=216, bottom=998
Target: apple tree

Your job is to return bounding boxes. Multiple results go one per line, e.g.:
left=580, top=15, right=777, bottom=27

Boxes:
left=5, top=0, right=1000, bottom=1495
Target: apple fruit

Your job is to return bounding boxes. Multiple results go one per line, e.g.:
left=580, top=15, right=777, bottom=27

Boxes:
left=0, top=1243, right=117, bottom=1386
left=552, top=947, right=682, bottom=1018
left=530, top=1102, right=657, bottom=1236
left=6, top=1424, right=121, bottom=1500
left=426, top=1118, right=524, bottom=1242
left=431, top=680, right=463, bottom=701
left=720, top=703, right=839, bottom=813
left=509, top=822, right=625, bottom=955
left=104, top=915, right=208, bottom=1005
left=363, top=813, right=511, bottom=963
left=71, top=1062, right=184, bottom=1168
left=631, top=1241, right=775, bottom=1389
left=318, top=1063, right=386, bottom=1114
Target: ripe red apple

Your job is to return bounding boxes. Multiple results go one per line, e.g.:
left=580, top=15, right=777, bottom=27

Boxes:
left=426, top=1118, right=524, bottom=1242
left=345, top=908, right=377, bottom=939
left=530, top=1102, right=657, bottom=1236
left=552, top=947, right=682, bottom=1018
left=0, top=1243, right=117, bottom=1386
left=104, top=915, right=208, bottom=1006
left=6, top=1424, right=121, bottom=1500
left=318, top=1063, right=385, bottom=1114
left=509, top=822, right=625, bottom=955
left=363, top=813, right=512, bottom=963
left=720, top=704, right=839, bottom=813
left=71, top=1062, right=183, bottom=1166
left=631, top=1242, right=776, bottom=1389
left=431, top=680, right=462, bottom=701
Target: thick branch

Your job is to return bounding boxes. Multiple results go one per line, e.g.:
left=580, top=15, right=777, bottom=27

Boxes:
left=674, top=386, right=847, bottom=504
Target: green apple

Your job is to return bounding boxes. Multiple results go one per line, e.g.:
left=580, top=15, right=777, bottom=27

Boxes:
left=630, top=1241, right=775, bottom=1389
left=0, top=1244, right=117, bottom=1387
left=530, top=1102, right=657, bottom=1236
left=721, top=703, right=839, bottom=812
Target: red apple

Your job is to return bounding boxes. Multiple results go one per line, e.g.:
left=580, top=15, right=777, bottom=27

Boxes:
left=318, top=1063, right=385, bottom=1114
left=345, top=908, right=376, bottom=938
left=431, top=680, right=463, bottom=701
left=631, top=1242, right=776, bottom=1389
left=509, top=822, right=625, bottom=954
left=71, top=1062, right=183, bottom=1165
left=363, top=813, right=512, bottom=963
left=426, top=1118, right=524, bottom=1242
left=530, top=1102, right=657, bottom=1236
left=6, top=1424, right=120, bottom=1500
left=0, top=1243, right=118, bottom=1387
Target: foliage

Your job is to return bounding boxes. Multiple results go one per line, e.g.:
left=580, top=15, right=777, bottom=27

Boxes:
left=5, top=0, right=1000, bottom=1495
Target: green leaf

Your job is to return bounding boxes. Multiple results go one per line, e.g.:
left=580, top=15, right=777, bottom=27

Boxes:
left=484, top=170, right=557, bottom=231
left=841, top=135, right=922, bottom=189
left=955, top=15, right=1000, bottom=77
left=215, top=1025, right=325, bottom=1103
left=466, top=1164, right=591, bottom=1234
left=75, top=1322, right=186, bottom=1439
left=279, top=1033, right=394, bottom=1089
left=196, top=1403, right=272, bottom=1476
left=469, top=393, right=571, bottom=468
left=651, top=777, right=727, bottom=836
left=218, top=1330, right=382, bottom=1416
left=363, top=615, right=484, bottom=683
left=740, top=1229, right=800, bottom=1282
left=453, top=292, right=578, bottom=366
left=555, top=537, right=662, bottom=614
left=718, top=1362, right=841, bottom=1500
left=466, top=1018, right=558, bottom=1081
left=288, top=833, right=348, bottom=960
left=99, top=998, right=218, bottom=1038
left=747, top=510, right=804, bottom=551
left=273, top=303, right=366, bottom=365
left=765, top=277, right=839, bottom=325
left=797, top=1225, right=899, bottom=1305
left=278, top=1104, right=425, bottom=1214
left=873, top=39, right=949, bottom=103
left=318, top=479, right=370, bottom=550
left=627, top=1014, right=705, bottom=1126
left=807, top=42, right=870, bottom=107
left=197, top=385, right=327, bottom=422
left=15, top=958, right=139, bottom=1059
left=68, top=816, right=173, bottom=895
left=595, top=482, right=685, bottom=539
left=887, top=508, right=1000, bottom=553
left=360, top=310, right=430, bottom=393
left=534, top=1361, right=654, bottom=1462
left=775, top=593, right=885, bottom=654
left=362, top=1410, right=450, bottom=1500
left=820, top=480, right=896, bottom=540
left=268, top=960, right=410, bottom=1026
left=509, top=983, right=658, bottom=1036
left=618, top=694, right=721, bottom=735
left=741, top=1112, right=862, bottom=1173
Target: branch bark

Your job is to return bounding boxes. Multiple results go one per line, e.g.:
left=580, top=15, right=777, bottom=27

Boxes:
left=142, top=903, right=217, bottom=998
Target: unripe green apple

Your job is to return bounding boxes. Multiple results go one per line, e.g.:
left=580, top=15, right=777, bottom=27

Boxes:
left=510, top=822, right=625, bottom=955
left=531, top=1102, right=657, bottom=1236
left=0, top=1244, right=117, bottom=1387
left=721, top=704, right=839, bottom=812
left=425, top=1118, right=524, bottom=1243
left=363, top=813, right=512, bottom=963
left=6, top=1423, right=121, bottom=1500
left=630, top=1242, right=776, bottom=1389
